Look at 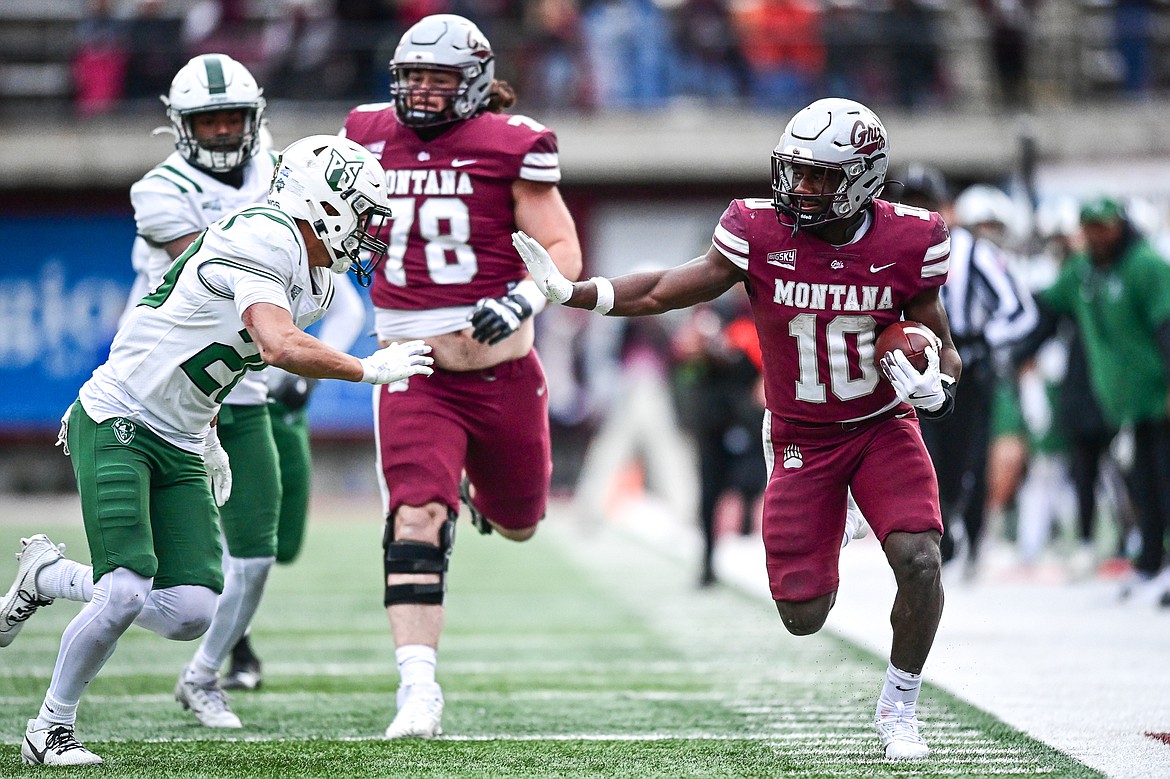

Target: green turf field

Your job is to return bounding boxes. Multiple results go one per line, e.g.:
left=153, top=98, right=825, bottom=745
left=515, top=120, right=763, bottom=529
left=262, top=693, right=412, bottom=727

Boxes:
left=0, top=502, right=1102, bottom=777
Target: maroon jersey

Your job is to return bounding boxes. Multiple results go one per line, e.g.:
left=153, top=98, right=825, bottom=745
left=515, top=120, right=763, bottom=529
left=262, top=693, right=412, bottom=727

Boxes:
left=713, top=198, right=950, bottom=424
left=342, top=106, right=560, bottom=311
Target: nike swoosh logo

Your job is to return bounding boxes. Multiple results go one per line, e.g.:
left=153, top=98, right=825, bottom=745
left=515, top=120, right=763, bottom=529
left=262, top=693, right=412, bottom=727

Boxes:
left=24, top=737, right=47, bottom=764
left=894, top=685, right=915, bottom=692
left=907, top=392, right=936, bottom=400
left=451, top=159, right=477, bottom=168
left=870, top=262, right=896, bottom=273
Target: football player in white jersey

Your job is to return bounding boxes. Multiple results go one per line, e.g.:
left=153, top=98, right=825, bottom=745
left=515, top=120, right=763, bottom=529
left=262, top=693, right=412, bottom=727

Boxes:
left=125, top=54, right=366, bottom=711
left=0, top=135, right=432, bottom=766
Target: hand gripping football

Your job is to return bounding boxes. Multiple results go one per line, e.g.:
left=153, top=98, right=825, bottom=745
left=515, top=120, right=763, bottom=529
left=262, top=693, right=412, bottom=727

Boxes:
left=874, top=321, right=937, bottom=373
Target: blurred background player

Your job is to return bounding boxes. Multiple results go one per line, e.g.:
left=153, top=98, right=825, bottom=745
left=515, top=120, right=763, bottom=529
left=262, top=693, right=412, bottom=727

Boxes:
left=671, top=291, right=766, bottom=588
left=126, top=54, right=366, bottom=721
left=892, top=169, right=1037, bottom=580
left=0, top=135, right=432, bottom=765
left=340, top=14, right=582, bottom=739
left=1014, top=196, right=1170, bottom=605
left=516, top=97, right=959, bottom=760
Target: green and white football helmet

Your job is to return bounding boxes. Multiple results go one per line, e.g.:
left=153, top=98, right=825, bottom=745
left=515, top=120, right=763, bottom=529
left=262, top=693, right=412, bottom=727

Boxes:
left=163, top=53, right=266, bottom=173
left=268, top=135, right=392, bottom=286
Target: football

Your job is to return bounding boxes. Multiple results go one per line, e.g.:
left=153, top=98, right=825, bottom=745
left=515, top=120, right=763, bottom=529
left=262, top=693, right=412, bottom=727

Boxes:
left=875, top=321, right=936, bottom=373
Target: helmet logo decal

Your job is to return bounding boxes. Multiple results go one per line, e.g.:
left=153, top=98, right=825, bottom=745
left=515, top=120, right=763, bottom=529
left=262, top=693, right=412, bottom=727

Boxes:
left=324, top=149, right=364, bottom=192
left=850, top=120, right=885, bottom=155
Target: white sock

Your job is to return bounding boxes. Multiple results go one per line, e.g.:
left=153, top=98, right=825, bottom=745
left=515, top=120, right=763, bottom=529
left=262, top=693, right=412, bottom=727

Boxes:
left=876, top=663, right=922, bottom=720
left=396, top=644, right=437, bottom=688
left=35, top=692, right=78, bottom=729
left=35, top=559, right=94, bottom=602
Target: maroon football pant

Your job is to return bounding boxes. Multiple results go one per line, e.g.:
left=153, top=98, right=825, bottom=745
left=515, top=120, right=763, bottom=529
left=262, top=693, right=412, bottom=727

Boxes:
left=762, top=410, right=943, bottom=602
left=375, top=349, right=552, bottom=530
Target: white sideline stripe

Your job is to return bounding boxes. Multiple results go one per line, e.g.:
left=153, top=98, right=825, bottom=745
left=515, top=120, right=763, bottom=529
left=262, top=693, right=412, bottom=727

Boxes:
left=120, top=733, right=1017, bottom=746
left=2, top=659, right=735, bottom=677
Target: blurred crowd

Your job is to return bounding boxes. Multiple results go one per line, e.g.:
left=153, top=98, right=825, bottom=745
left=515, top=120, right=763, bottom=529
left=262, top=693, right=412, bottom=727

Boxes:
left=61, top=0, right=1165, bottom=117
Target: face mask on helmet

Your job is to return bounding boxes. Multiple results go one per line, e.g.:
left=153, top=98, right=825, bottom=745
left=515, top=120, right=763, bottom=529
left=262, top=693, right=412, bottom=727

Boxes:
left=162, top=54, right=266, bottom=173
left=389, top=14, right=495, bottom=128
left=771, top=98, right=889, bottom=233
left=268, top=135, right=393, bottom=287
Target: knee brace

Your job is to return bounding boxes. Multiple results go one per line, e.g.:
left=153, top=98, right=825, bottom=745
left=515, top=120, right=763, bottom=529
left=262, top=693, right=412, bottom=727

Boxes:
left=383, top=509, right=457, bottom=607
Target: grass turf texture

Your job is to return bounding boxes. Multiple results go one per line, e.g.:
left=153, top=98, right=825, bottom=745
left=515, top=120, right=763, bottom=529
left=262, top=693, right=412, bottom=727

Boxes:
left=0, top=500, right=1101, bottom=778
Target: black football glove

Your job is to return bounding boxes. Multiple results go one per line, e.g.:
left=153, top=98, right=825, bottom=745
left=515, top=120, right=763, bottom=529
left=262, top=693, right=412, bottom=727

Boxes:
left=267, top=370, right=319, bottom=411
left=469, top=293, right=533, bottom=346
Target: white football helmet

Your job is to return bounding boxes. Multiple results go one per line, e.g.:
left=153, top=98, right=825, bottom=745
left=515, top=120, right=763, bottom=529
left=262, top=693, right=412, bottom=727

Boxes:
left=163, top=53, right=266, bottom=173
left=389, top=14, right=495, bottom=128
left=953, top=184, right=1016, bottom=228
left=268, top=135, right=392, bottom=286
left=771, top=97, right=889, bottom=232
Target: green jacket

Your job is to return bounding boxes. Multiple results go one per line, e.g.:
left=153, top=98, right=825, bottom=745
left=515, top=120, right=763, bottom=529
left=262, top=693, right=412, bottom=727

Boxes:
left=1041, top=237, right=1170, bottom=425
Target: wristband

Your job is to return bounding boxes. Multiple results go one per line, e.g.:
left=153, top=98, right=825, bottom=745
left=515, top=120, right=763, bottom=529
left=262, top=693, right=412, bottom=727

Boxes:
left=591, top=276, right=615, bottom=315
left=918, top=375, right=957, bottom=419
left=511, top=278, right=548, bottom=316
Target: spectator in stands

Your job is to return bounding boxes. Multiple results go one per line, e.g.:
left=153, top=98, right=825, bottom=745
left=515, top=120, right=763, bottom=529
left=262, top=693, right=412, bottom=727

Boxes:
left=73, top=0, right=130, bottom=117
left=522, top=0, right=588, bottom=109
left=668, top=0, right=751, bottom=104
left=1014, top=197, right=1170, bottom=605
left=974, top=0, right=1040, bottom=108
left=884, top=0, right=945, bottom=109
left=894, top=169, right=1038, bottom=580
left=730, top=0, right=823, bottom=109
left=581, top=0, right=673, bottom=109
left=1115, top=0, right=1155, bottom=96
left=123, top=0, right=185, bottom=102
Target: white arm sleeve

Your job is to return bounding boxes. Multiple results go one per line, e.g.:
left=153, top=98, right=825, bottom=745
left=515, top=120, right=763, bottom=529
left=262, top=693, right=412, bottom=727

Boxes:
left=317, top=274, right=366, bottom=352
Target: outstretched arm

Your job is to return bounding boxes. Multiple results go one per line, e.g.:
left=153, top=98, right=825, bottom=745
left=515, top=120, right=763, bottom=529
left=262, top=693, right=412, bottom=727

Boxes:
left=513, top=232, right=745, bottom=316
left=243, top=302, right=432, bottom=385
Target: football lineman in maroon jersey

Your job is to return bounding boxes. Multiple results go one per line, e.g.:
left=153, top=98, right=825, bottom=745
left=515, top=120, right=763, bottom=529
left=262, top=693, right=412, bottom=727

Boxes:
left=341, top=14, right=582, bottom=739
left=514, top=98, right=961, bottom=760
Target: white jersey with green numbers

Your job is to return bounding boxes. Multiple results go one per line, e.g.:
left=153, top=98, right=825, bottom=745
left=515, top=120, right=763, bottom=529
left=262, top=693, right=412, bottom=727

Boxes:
left=81, top=205, right=336, bottom=453
left=126, top=149, right=280, bottom=407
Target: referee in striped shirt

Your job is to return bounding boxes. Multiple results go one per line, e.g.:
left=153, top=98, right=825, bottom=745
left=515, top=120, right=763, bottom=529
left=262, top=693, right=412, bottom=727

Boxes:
left=894, top=166, right=1038, bottom=577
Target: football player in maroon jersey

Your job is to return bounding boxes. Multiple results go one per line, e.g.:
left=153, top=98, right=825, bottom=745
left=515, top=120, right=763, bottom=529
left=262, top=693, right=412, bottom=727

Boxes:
left=514, top=98, right=961, bottom=760
left=341, top=14, right=582, bottom=739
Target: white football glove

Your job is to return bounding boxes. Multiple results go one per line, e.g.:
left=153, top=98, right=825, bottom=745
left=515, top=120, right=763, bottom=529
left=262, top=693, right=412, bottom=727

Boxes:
left=202, top=428, right=232, bottom=507
left=880, top=344, right=946, bottom=412
left=359, top=340, right=434, bottom=384
left=511, top=231, right=574, bottom=305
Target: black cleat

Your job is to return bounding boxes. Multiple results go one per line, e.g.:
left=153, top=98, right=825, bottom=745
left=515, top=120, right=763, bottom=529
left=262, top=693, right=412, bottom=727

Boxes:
left=221, top=635, right=263, bottom=691
left=459, top=477, right=493, bottom=535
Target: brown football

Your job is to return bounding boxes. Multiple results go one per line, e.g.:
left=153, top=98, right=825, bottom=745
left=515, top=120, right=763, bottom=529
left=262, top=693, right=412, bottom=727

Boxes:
left=874, top=321, right=936, bottom=373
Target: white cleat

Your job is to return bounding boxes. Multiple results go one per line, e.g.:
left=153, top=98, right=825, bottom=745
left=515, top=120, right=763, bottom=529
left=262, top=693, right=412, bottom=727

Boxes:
left=841, top=497, right=870, bottom=550
left=385, top=683, right=444, bottom=739
left=174, top=674, right=243, bottom=728
left=1, top=534, right=65, bottom=648
left=21, top=720, right=103, bottom=766
left=875, top=702, right=930, bottom=759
